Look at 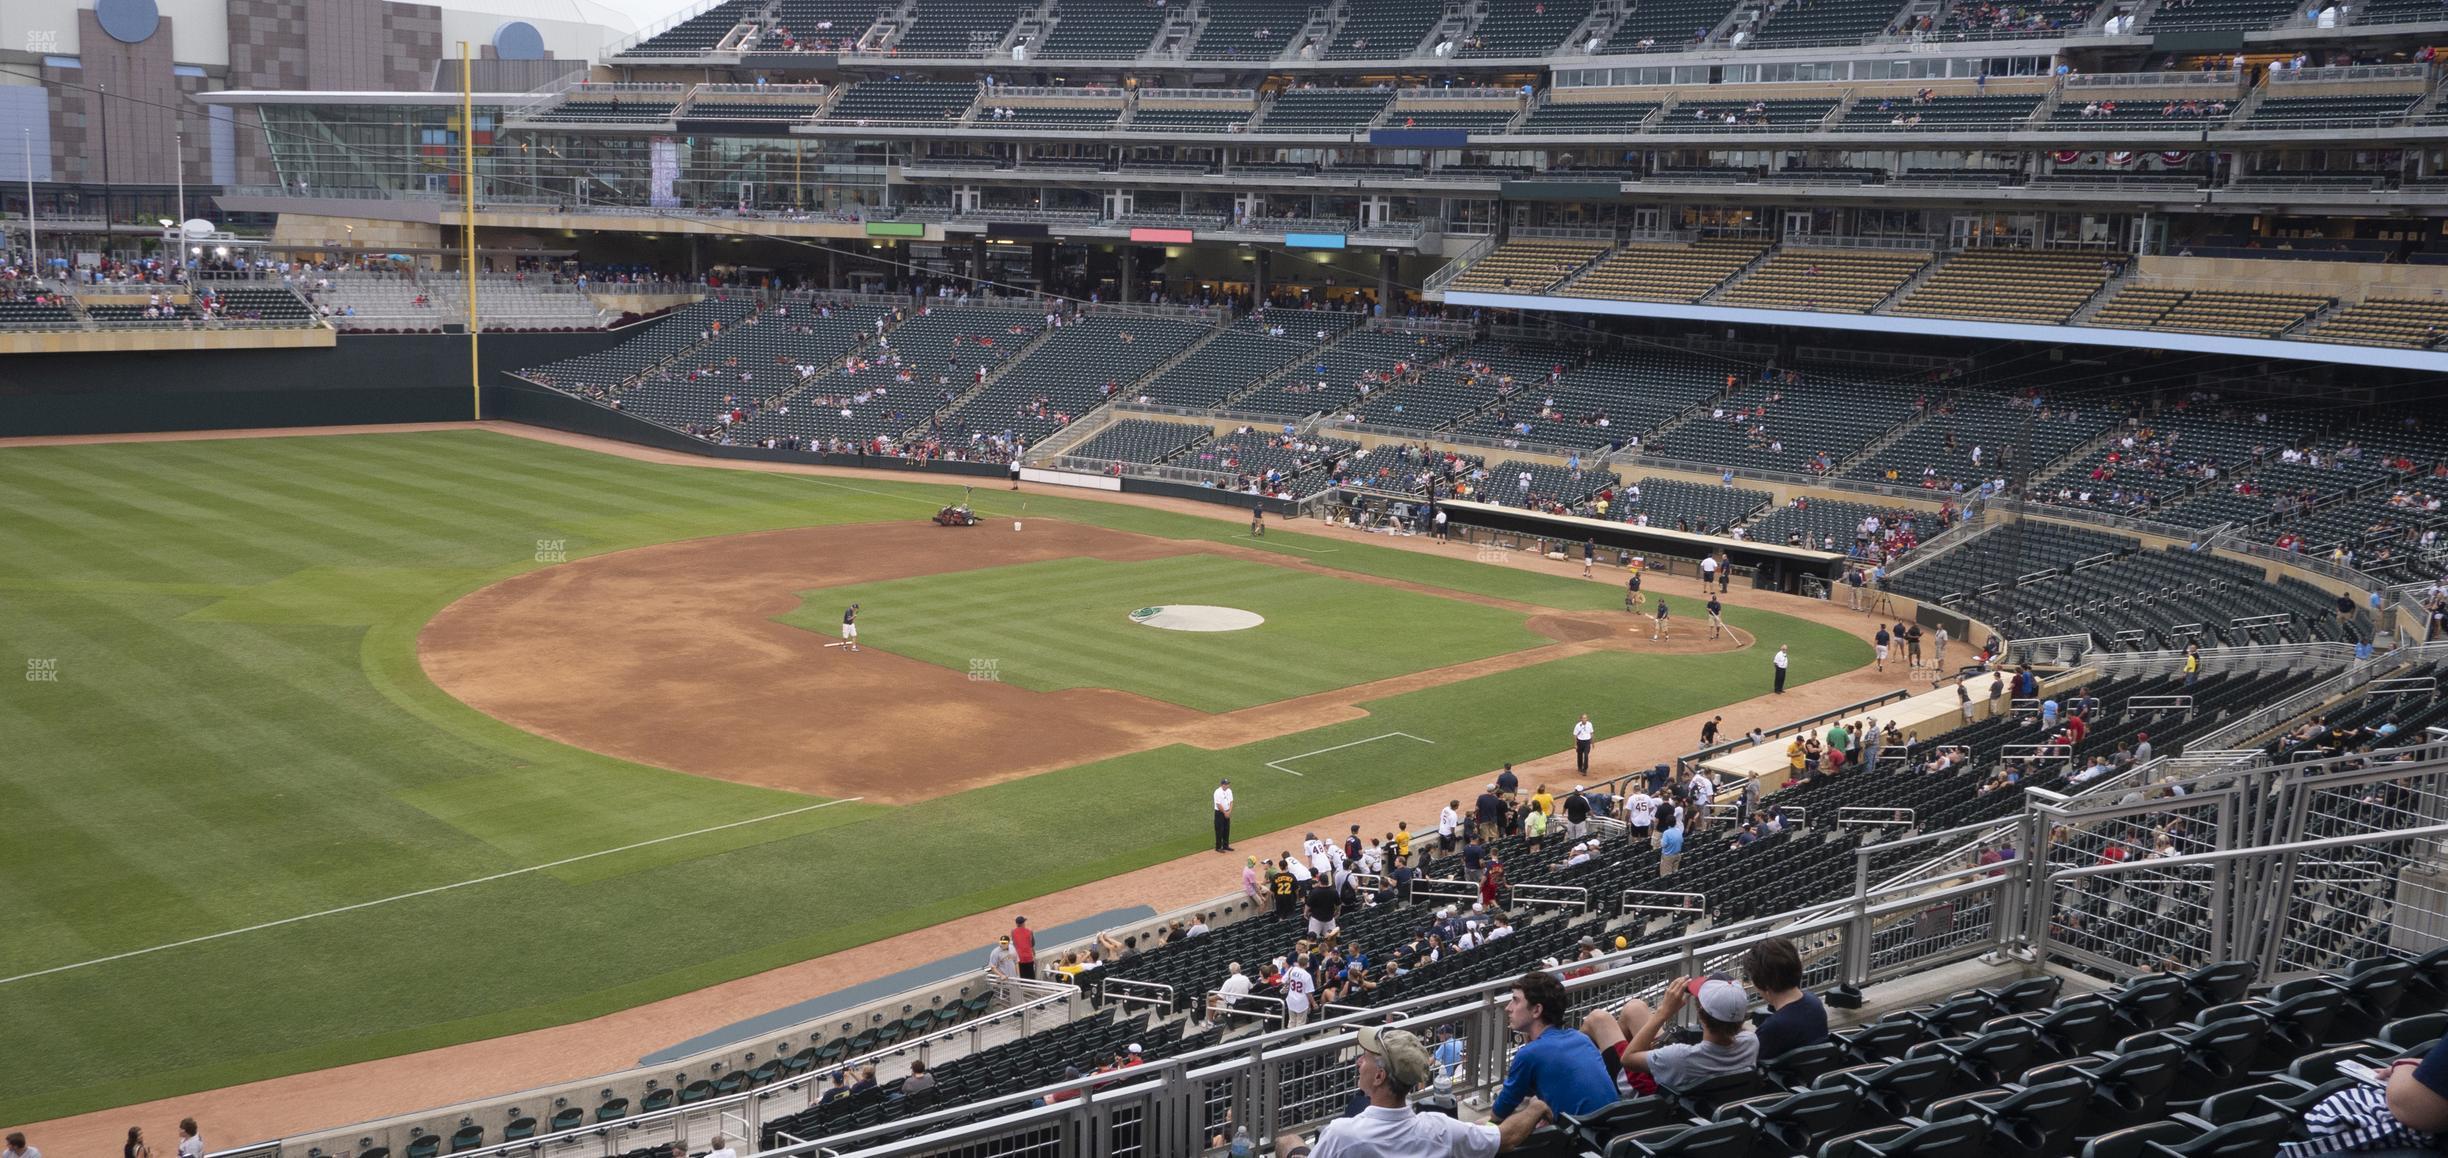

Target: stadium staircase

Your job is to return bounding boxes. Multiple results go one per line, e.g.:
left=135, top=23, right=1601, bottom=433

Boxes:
left=1131, top=314, right=1232, bottom=383
left=2065, top=268, right=2139, bottom=326
left=1693, top=245, right=1787, bottom=304
left=901, top=312, right=1063, bottom=429
left=1824, top=403, right=1942, bottom=474
left=1004, top=0, right=1057, bottom=56
left=1205, top=324, right=1376, bottom=414
left=1558, top=4, right=1619, bottom=53
left=1715, top=0, right=1774, bottom=44
left=1421, top=6, right=1474, bottom=55
left=53, top=290, right=93, bottom=327
left=1150, top=3, right=1200, bottom=55
left=1867, top=252, right=1952, bottom=313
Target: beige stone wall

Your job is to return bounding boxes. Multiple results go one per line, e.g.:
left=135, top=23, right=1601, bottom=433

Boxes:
left=2138, top=255, right=2448, bottom=305
left=0, top=327, right=336, bottom=355
left=270, top=214, right=447, bottom=263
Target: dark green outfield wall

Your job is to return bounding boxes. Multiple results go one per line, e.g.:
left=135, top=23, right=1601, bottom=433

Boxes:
left=0, top=336, right=1298, bottom=516
left=0, top=332, right=624, bottom=437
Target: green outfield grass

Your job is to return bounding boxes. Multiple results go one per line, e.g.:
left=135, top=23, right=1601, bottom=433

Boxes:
left=0, top=429, right=1867, bottom=1125
left=778, top=555, right=1552, bottom=712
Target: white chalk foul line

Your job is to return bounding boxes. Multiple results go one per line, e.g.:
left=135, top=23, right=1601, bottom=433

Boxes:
left=0, top=797, right=865, bottom=987
left=1265, top=731, right=1436, bottom=777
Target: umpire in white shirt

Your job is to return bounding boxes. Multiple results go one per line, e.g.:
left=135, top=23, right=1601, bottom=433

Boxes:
left=1274, top=1026, right=1550, bottom=1157
left=1213, top=778, right=1235, bottom=852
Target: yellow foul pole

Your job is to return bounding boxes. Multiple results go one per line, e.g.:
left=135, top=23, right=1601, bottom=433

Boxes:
left=461, top=40, right=481, bottom=419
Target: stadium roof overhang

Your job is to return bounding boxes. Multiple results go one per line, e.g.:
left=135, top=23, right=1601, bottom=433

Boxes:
left=1444, top=290, right=2448, bottom=373
left=194, top=91, right=534, bottom=107
left=1431, top=497, right=1849, bottom=581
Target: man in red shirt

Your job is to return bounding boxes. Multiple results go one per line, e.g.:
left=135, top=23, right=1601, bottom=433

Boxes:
left=1011, top=915, right=1037, bottom=980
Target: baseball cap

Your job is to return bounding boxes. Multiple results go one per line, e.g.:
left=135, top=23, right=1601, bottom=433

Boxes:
left=1128, top=1043, right=1142, bottom=1055
left=1688, top=977, right=1750, bottom=1023
left=1355, top=1026, right=1436, bottom=1088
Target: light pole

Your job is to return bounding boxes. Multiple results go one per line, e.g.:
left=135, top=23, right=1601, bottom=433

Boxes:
left=97, top=83, right=111, bottom=253
left=20, top=127, right=33, bottom=271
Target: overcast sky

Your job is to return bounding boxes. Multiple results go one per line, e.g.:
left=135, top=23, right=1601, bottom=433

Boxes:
left=551, top=0, right=704, bottom=33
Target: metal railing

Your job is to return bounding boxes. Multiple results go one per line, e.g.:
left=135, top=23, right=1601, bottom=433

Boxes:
left=2268, top=63, right=2429, bottom=85
left=1138, top=88, right=1258, bottom=101
left=2062, top=69, right=2243, bottom=91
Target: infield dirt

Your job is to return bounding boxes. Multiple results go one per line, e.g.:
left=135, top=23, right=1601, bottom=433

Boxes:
left=419, top=518, right=1749, bottom=801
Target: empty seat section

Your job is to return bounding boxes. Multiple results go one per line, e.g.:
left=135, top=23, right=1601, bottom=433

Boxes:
left=1187, top=0, right=1308, bottom=58
left=1937, top=0, right=2097, bottom=34
left=1564, top=239, right=1767, bottom=302
left=1257, top=88, right=1392, bottom=131
left=1443, top=238, right=1612, bottom=295
left=894, top=0, right=1026, bottom=54
left=1714, top=248, right=1930, bottom=313
left=1836, top=93, right=2042, bottom=129
left=1141, top=308, right=1362, bottom=409
left=1036, top=0, right=1168, bottom=57
left=2243, top=94, right=2417, bottom=129
left=939, top=314, right=1212, bottom=443
left=976, top=104, right=1122, bottom=128
left=2305, top=297, right=2448, bottom=348
left=619, top=0, right=757, bottom=54
left=1745, top=0, right=1908, bottom=45
left=1322, top=0, right=1444, bottom=56
left=1599, top=0, right=1737, bottom=50
left=826, top=80, right=978, bottom=122
left=1067, top=418, right=1215, bottom=465
left=1517, top=99, right=1660, bottom=132
left=1458, top=0, right=1596, bottom=55
left=1892, top=250, right=2115, bottom=324
left=1659, top=98, right=1837, bottom=130
left=1235, top=328, right=1465, bottom=417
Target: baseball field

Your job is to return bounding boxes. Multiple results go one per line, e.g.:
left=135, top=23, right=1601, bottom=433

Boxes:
left=0, top=428, right=1868, bottom=1126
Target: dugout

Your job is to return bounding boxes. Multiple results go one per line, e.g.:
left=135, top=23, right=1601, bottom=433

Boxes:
left=1404, top=498, right=1847, bottom=595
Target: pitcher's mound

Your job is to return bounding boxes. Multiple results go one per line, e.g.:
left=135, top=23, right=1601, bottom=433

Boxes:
left=1130, top=605, right=1265, bottom=632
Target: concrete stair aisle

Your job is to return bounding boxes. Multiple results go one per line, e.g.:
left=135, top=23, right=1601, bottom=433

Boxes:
left=1830, top=403, right=1947, bottom=476
left=1000, top=0, right=1057, bottom=56
left=2066, top=266, right=2141, bottom=326
left=1869, top=251, right=1950, bottom=314
left=1560, top=0, right=1618, bottom=51
left=1211, top=322, right=1427, bottom=414
left=1696, top=244, right=1789, bottom=304
left=1710, top=0, right=1770, bottom=45
left=1416, top=5, right=1471, bottom=55
left=889, top=310, right=1064, bottom=440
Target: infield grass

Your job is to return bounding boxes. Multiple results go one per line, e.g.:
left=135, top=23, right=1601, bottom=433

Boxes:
left=778, top=555, right=1551, bottom=712
left=0, top=429, right=1866, bottom=1125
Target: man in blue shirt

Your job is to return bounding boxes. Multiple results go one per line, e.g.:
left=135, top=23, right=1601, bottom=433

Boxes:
left=1492, top=970, right=1616, bottom=1124
left=1658, top=817, right=1686, bottom=876
left=1432, top=1023, right=1466, bottom=1082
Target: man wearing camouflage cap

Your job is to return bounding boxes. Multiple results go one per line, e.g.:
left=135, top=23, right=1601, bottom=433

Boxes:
left=1275, top=1025, right=1552, bottom=1156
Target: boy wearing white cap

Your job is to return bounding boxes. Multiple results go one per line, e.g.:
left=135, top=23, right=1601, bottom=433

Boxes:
left=1582, top=974, right=1759, bottom=1095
